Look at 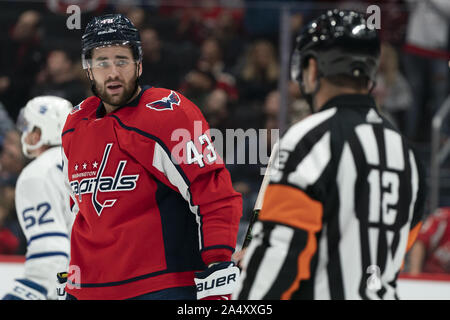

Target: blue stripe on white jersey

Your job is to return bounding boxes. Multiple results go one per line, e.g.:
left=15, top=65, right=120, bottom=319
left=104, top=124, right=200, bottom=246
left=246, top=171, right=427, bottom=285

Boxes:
left=26, top=251, right=69, bottom=261
left=27, top=232, right=69, bottom=246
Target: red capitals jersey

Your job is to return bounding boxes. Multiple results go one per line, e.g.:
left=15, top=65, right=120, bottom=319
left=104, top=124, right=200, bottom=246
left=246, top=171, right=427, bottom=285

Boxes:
left=61, top=86, right=242, bottom=299
left=417, top=207, right=450, bottom=273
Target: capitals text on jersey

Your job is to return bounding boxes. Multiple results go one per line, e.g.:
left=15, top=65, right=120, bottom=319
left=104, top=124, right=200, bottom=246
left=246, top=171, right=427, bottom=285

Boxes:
left=69, top=143, right=139, bottom=216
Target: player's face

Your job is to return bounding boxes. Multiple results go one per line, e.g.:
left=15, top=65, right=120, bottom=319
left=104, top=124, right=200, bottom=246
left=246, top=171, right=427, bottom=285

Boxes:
left=89, top=45, right=142, bottom=107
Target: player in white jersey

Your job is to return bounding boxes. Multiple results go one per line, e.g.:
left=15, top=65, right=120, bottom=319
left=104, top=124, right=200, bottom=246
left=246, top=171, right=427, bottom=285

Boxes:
left=2, top=96, right=73, bottom=300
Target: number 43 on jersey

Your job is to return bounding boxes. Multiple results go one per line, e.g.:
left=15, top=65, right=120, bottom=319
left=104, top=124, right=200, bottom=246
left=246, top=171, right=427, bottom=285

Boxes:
left=186, top=133, right=217, bottom=167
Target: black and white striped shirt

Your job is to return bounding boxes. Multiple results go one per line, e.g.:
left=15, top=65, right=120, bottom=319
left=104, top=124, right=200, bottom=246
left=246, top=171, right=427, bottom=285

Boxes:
left=235, top=94, right=426, bottom=300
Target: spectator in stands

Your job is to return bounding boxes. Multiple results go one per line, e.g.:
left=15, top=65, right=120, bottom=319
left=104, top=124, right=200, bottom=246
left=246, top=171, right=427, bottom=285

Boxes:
left=113, top=3, right=147, bottom=30
left=179, top=37, right=239, bottom=110
left=0, top=130, right=27, bottom=255
left=174, top=0, right=244, bottom=45
left=409, top=207, right=450, bottom=274
left=139, top=27, right=184, bottom=90
left=210, top=7, right=245, bottom=71
left=288, top=81, right=311, bottom=125
left=203, top=88, right=230, bottom=134
left=263, top=88, right=310, bottom=140
left=126, top=7, right=146, bottom=30
left=372, top=42, right=413, bottom=132
left=0, top=194, right=19, bottom=255
left=178, top=68, right=216, bottom=111
left=402, top=0, right=450, bottom=142
left=0, top=130, right=27, bottom=183
left=31, top=49, right=88, bottom=107
left=236, top=39, right=279, bottom=104
left=0, top=102, right=15, bottom=147
left=198, top=37, right=227, bottom=77
left=157, top=0, right=245, bottom=67
left=373, top=0, right=409, bottom=47
left=197, top=37, right=239, bottom=102
left=0, top=10, right=45, bottom=121
left=263, top=90, right=281, bottom=134
left=46, top=0, right=107, bottom=15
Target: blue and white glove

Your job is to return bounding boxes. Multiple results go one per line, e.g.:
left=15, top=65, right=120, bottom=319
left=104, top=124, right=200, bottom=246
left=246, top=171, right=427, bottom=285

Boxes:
left=2, top=279, right=47, bottom=300
left=194, top=261, right=240, bottom=300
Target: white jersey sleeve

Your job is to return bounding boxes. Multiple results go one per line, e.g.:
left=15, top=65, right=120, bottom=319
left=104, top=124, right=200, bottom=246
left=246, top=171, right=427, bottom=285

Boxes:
left=12, top=147, right=73, bottom=300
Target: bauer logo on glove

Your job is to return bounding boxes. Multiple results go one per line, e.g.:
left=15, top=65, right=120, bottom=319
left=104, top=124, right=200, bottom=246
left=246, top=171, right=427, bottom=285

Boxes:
left=194, top=261, right=240, bottom=300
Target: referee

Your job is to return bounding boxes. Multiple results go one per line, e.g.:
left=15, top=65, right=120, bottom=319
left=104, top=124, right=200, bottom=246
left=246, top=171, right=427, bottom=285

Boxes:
left=234, top=9, right=426, bottom=300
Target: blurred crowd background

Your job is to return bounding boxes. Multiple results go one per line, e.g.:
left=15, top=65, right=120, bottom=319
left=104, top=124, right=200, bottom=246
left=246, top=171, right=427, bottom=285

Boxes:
left=0, top=0, right=448, bottom=275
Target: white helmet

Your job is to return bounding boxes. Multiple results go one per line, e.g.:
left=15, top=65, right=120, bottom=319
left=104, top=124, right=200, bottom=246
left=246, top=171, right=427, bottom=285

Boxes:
left=18, top=96, right=72, bottom=158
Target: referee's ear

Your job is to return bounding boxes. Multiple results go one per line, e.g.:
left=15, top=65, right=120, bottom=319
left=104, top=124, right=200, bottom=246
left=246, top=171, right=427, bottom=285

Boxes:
left=303, top=57, right=319, bottom=93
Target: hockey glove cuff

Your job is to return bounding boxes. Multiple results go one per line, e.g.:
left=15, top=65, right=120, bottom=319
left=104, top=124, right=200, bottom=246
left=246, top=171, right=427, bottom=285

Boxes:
left=56, top=271, right=68, bottom=300
left=194, top=261, right=240, bottom=300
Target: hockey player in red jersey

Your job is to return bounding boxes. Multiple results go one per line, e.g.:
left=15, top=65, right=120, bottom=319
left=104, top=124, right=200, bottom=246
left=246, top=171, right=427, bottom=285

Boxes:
left=409, top=207, right=450, bottom=274
left=60, top=14, right=242, bottom=300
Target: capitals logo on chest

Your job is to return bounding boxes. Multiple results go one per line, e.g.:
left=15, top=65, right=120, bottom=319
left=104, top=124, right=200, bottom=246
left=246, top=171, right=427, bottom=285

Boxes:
left=69, top=143, right=139, bottom=216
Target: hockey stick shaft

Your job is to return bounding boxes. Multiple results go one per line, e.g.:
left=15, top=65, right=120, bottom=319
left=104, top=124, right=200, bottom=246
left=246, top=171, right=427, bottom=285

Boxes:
left=241, top=142, right=278, bottom=249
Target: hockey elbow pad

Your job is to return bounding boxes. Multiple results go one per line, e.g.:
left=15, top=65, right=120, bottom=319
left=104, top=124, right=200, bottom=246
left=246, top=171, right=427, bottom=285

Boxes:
left=2, top=279, right=47, bottom=300
left=194, top=261, right=240, bottom=300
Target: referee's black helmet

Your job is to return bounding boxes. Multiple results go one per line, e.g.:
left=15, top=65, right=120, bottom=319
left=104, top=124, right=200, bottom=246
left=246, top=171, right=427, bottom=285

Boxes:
left=291, top=9, right=380, bottom=89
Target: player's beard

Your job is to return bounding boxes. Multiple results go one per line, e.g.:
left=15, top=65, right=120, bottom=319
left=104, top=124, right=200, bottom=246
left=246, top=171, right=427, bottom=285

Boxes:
left=95, top=76, right=138, bottom=107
